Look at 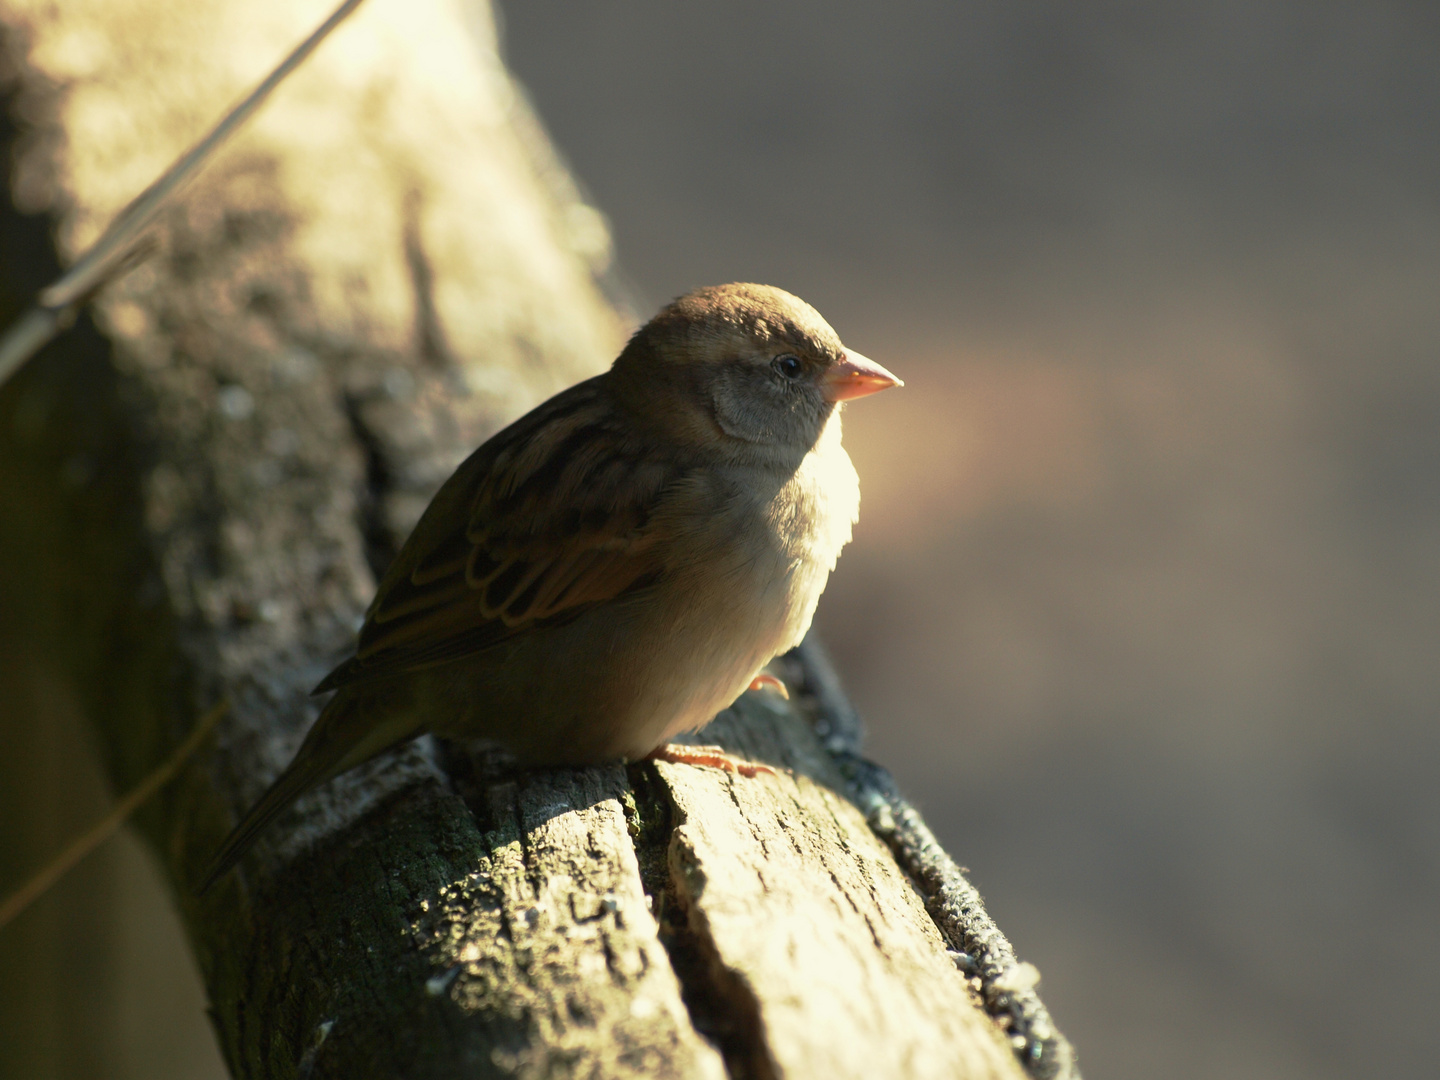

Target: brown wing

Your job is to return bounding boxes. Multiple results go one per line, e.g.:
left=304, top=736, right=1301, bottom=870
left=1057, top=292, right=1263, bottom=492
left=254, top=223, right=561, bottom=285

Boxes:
left=314, top=376, right=684, bottom=693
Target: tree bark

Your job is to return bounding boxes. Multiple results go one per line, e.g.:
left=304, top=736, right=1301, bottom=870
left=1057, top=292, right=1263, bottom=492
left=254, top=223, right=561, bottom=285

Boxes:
left=0, top=2, right=1076, bottom=1077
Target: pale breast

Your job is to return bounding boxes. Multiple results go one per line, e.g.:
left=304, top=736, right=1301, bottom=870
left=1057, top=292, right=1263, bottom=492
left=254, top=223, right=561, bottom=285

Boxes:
left=665, top=411, right=859, bottom=722
left=771, top=411, right=861, bottom=648
left=583, top=411, right=862, bottom=757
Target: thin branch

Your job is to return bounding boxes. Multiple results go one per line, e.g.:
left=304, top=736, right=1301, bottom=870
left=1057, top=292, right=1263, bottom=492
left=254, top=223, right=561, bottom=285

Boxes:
left=0, top=0, right=369, bottom=389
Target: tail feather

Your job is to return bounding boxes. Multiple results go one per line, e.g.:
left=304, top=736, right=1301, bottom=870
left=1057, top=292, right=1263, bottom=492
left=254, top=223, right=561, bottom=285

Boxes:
left=197, top=754, right=335, bottom=895
left=197, top=692, right=419, bottom=894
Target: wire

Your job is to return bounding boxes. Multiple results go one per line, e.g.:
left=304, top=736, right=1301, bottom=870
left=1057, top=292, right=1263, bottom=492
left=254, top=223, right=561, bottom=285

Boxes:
left=0, top=698, right=228, bottom=931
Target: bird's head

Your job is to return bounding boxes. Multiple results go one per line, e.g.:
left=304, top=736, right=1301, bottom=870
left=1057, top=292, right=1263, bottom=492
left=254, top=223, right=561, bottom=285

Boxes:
left=610, top=283, right=901, bottom=460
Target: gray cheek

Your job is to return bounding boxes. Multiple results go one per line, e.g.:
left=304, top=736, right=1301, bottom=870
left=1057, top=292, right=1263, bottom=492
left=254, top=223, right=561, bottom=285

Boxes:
left=711, top=375, right=777, bottom=443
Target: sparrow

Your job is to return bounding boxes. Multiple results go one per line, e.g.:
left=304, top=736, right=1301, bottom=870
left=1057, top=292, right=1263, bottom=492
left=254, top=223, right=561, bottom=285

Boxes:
left=200, top=283, right=901, bottom=891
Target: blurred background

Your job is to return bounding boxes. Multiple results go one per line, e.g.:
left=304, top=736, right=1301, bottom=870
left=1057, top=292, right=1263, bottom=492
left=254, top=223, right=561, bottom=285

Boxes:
left=3, top=2, right=1437, bottom=1078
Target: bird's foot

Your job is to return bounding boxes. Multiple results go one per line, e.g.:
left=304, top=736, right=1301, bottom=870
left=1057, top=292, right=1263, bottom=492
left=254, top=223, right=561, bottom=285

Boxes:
left=747, top=673, right=789, bottom=699
left=645, top=743, right=776, bottom=777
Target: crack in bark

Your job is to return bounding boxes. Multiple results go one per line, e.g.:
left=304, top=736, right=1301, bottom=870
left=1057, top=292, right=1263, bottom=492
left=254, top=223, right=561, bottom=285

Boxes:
left=340, top=389, right=399, bottom=583
left=624, top=764, right=776, bottom=1080
left=402, top=188, right=452, bottom=370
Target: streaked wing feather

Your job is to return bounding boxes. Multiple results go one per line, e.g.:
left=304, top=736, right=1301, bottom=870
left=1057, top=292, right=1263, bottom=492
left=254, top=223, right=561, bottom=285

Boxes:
left=314, top=376, right=682, bottom=694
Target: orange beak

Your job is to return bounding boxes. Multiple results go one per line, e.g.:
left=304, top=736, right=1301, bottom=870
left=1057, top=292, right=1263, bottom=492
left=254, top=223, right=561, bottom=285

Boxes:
left=823, top=349, right=904, bottom=402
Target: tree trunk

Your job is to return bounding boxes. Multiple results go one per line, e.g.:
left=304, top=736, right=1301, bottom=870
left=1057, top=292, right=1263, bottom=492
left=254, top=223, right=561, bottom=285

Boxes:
left=0, top=1, right=1077, bottom=1077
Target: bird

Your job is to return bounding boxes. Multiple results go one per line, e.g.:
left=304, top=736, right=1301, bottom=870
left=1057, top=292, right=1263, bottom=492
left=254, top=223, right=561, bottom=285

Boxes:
left=200, top=283, right=901, bottom=891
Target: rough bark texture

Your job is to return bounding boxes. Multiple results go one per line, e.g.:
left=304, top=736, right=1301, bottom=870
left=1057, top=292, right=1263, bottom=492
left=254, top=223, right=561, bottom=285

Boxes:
left=0, top=2, right=1074, bottom=1077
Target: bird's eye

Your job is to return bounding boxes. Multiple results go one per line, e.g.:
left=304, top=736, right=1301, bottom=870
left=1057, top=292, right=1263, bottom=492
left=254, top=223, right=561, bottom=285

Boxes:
left=772, top=355, right=803, bottom=379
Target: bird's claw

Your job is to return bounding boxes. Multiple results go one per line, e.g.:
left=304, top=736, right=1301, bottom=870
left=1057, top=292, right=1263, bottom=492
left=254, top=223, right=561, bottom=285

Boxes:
left=645, top=743, right=776, bottom=777
left=747, top=673, right=789, bottom=699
